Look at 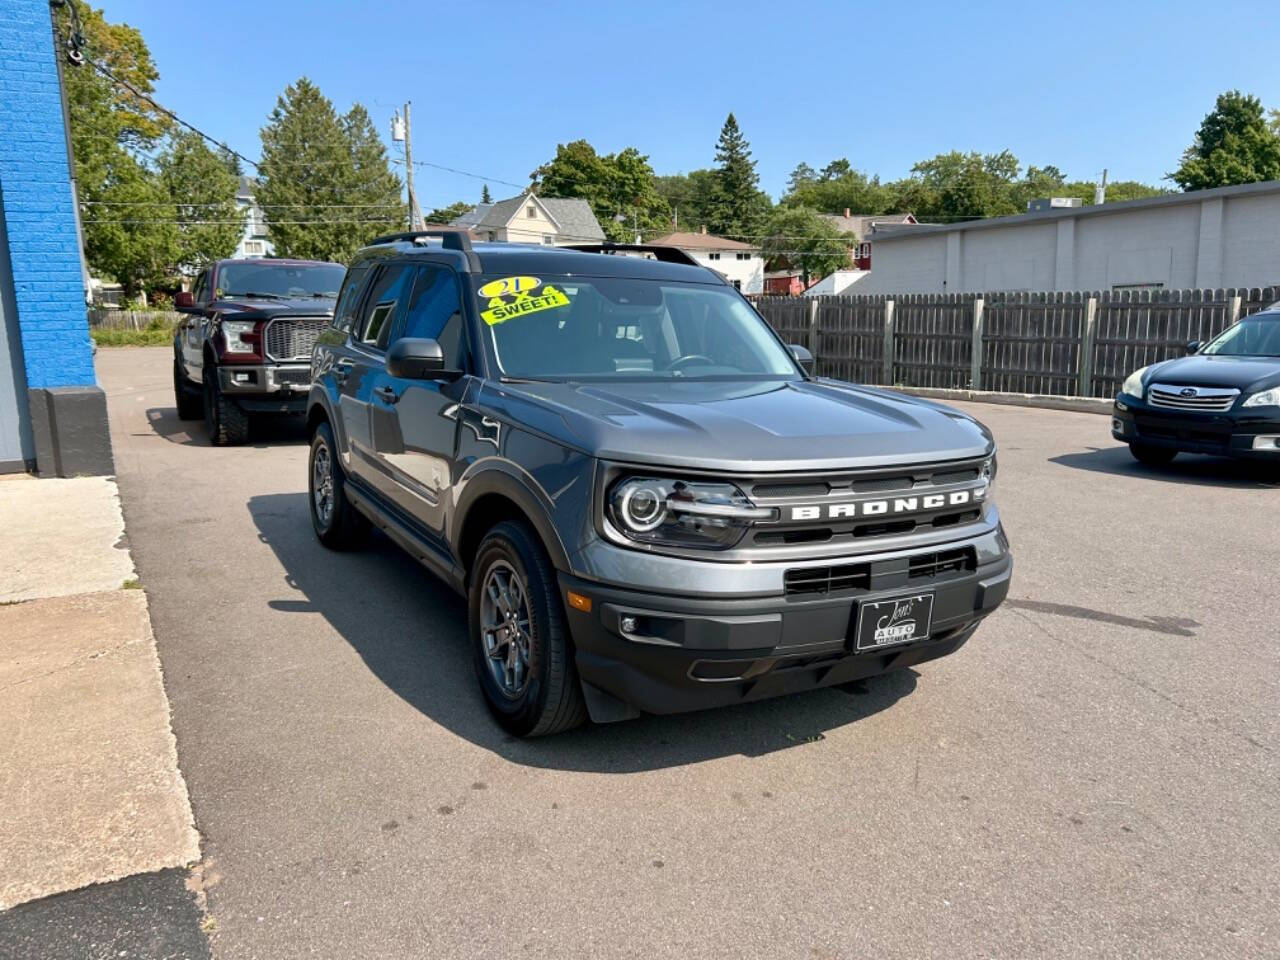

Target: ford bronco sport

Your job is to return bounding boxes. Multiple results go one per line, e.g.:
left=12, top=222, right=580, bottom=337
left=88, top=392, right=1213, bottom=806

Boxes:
left=305, top=230, right=1011, bottom=736
left=173, top=257, right=345, bottom=444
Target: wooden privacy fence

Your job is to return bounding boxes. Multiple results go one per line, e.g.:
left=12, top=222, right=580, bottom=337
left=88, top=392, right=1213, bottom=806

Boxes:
left=87, top=308, right=182, bottom=330
left=756, top=287, right=1280, bottom=399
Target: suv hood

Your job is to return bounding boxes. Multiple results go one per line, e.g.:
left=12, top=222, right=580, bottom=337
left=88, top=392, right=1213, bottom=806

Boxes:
left=212, top=296, right=335, bottom=318
left=1146, top=354, right=1280, bottom=393
left=481, top=378, right=993, bottom=472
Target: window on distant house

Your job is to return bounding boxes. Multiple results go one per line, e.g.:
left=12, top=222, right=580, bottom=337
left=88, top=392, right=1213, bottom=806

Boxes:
left=527, top=205, right=537, bottom=218
left=244, top=240, right=263, bottom=255
left=708, top=252, right=721, bottom=260
left=732, top=279, right=742, bottom=290
left=736, top=252, right=751, bottom=260
left=542, top=235, right=555, bottom=245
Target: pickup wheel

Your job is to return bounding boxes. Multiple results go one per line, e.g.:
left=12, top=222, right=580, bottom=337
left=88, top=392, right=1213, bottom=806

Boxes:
left=469, top=520, right=587, bottom=737
left=202, top=365, right=249, bottom=445
left=173, top=357, right=203, bottom=420
left=1129, top=442, right=1177, bottom=466
left=308, top=420, right=368, bottom=549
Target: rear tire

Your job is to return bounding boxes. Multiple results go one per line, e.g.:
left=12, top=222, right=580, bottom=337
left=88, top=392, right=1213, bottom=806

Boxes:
left=469, top=520, right=587, bottom=737
left=173, top=357, right=203, bottom=420
left=202, top=365, right=249, bottom=445
left=308, top=420, right=368, bottom=549
left=1129, top=442, right=1177, bottom=465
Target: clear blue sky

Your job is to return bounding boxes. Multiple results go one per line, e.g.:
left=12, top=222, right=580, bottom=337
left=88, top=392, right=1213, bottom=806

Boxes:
left=106, top=0, right=1279, bottom=210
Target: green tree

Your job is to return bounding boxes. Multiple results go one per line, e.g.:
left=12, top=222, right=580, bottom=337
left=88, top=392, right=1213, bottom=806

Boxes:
left=424, top=200, right=473, bottom=224
left=157, top=131, right=243, bottom=268
left=1171, top=91, right=1280, bottom=190
left=885, top=150, right=1023, bottom=220
left=706, top=113, right=770, bottom=237
left=86, top=152, right=179, bottom=299
left=481, top=183, right=492, bottom=204
left=256, top=78, right=403, bottom=262
left=532, top=140, right=670, bottom=242
left=782, top=159, right=893, bottom=217
left=655, top=169, right=718, bottom=231
left=760, top=206, right=852, bottom=286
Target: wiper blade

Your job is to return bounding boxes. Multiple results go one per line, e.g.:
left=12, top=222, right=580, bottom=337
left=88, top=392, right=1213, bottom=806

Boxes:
left=231, top=291, right=287, bottom=300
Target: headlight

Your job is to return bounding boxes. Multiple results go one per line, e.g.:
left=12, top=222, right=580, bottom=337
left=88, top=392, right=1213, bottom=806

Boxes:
left=1243, top=387, right=1280, bottom=408
left=221, top=319, right=259, bottom=355
left=1121, top=366, right=1149, bottom=399
left=606, top=477, right=777, bottom=549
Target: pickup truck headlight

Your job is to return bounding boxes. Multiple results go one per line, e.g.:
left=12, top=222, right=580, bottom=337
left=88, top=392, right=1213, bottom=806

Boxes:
left=220, top=319, right=259, bottom=355
left=1243, top=387, right=1280, bottom=408
left=1121, top=366, right=1149, bottom=399
left=607, top=477, right=777, bottom=549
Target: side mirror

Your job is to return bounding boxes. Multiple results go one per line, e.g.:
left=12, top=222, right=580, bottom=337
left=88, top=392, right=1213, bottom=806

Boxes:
left=174, top=291, right=196, bottom=312
left=790, top=343, right=815, bottom=375
left=386, top=337, right=448, bottom=379
left=1185, top=340, right=1202, bottom=355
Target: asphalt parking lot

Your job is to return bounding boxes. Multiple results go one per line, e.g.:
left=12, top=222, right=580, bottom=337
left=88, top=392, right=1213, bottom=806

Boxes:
left=98, top=346, right=1278, bottom=960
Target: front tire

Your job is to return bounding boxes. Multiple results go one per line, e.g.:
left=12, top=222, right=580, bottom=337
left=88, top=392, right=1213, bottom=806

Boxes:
left=173, top=357, right=203, bottom=420
left=202, top=366, right=249, bottom=445
left=308, top=420, right=368, bottom=549
left=1129, top=442, right=1177, bottom=466
left=469, top=521, right=587, bottom=737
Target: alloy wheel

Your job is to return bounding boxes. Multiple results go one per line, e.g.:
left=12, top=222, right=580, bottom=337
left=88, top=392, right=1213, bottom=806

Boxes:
left=479, top=560, right=533, bottom=698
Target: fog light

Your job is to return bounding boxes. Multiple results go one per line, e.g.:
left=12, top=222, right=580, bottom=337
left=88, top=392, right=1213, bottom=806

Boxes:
left=1112, top=418, right=1124, bottom=432
left=1251, top=435, right=1280, bottom=451
left=233, top=372, right=250, bottom=383
left=620, top=616, right=637, bottom=634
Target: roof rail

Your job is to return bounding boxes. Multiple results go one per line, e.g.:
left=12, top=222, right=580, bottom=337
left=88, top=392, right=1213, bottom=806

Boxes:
left=563, top=242, right=704, bottom=270
left=367, top=228, right=480, bottom=269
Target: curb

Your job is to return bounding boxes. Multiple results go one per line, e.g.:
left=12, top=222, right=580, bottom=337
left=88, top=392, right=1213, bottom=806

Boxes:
left=893, top=386, right=1113, bottom=416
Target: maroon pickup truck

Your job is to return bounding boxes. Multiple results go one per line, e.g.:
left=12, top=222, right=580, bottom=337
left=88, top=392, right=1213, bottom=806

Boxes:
left=173, top=258, right=344, bottom=444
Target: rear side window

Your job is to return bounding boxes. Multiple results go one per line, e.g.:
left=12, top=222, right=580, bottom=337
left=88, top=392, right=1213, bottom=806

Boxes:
left=356, top=265, right=415, bottom=350
left=332, top=264, right=371, bottom=334
left=399, top=266, right=466, bottom=368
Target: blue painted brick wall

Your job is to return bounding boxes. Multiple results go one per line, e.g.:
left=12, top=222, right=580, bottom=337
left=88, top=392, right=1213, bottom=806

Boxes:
left=0, top=0, right=96, bottom=390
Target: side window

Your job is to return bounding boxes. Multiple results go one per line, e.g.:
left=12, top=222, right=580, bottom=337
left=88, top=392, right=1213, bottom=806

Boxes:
left=356, top=265, right=414, bottom=350
left=192, top=270, right=208, bottom=303
left=332, top=264, right=371, bottom=334
left=400, top=266, right=466, bottom=368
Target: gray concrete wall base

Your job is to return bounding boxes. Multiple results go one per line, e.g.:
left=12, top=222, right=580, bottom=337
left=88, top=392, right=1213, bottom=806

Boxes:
left=893, top=386, right=1113, bottom=416
left=27, top=386, right=115, bottom=477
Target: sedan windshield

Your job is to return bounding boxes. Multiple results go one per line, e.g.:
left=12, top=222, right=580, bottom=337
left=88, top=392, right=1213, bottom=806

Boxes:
left=476, top=274, right=800, bottom=380
left=1201, top=316, right=1280, bottom=357
left=217, top=262, right=345, bottom=300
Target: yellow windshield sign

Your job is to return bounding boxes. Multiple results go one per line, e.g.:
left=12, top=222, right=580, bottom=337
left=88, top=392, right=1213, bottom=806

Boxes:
left=479, top=276, right=571, bottom=326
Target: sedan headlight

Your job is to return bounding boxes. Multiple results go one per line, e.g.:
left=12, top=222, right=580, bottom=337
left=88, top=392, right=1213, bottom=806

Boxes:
left=606, top=477, right=777, bottom=549
left=1243, top=387, right=1280, bottom=408
left=220, top=319, right=259, bottom=355
left=1121, top=366, right=1149, bottom=399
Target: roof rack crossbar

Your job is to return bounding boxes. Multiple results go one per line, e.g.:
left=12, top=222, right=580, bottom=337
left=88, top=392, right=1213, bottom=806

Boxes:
left=368, top=228, right=480, bottom=269
left=563, top=242, right=703, bottom=270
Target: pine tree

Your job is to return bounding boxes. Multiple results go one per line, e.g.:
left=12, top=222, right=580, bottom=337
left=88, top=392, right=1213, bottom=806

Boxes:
left=708, top=113, right=769, bottom=238
left=256, top=78, right=403, bottom=262
left=158, top=131, right=243, bottom=268
left=481, top=183, right=492, bottom=204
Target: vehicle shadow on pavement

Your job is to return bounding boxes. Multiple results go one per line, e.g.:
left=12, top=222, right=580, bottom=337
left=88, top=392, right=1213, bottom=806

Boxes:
left=1050, top=445, right=1280, bottom=488
left=248, top=492, right=919, bottom=772
left=144, top=406, right=310, bottom=448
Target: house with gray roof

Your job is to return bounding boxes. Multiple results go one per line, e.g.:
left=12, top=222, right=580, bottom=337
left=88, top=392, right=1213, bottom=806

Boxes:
left=451, top=192, right=604, bottom=246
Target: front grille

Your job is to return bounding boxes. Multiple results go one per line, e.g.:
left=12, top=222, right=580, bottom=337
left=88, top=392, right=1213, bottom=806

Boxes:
left=909, top=547, right=977, bottom=580
left=274, top=367, right=311, bottom=385
left=783, top=546, right=978, bottom=598
left=264, top=317, right=328, bottom=362
left=784, top=562, right=872, bottom=596
left=1147, top=383, right=1239, bottom=412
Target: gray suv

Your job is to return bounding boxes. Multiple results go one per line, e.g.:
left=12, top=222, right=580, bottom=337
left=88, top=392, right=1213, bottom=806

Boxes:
left=305, top=230, right=1011, bottom=736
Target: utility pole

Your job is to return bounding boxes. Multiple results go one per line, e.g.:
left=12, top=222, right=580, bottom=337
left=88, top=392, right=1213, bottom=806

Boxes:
left=392, top=102, right=423, bottom=230
left=1094, top=168, right=1108, bottom=206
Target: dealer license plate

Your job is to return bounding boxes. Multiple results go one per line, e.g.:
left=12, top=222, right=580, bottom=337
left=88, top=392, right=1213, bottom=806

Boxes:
left=853, top=594, right=935, bottom=652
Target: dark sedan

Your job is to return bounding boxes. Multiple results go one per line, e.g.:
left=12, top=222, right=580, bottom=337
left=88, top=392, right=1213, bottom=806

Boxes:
left=1112, top=308, right=1280, bottom=464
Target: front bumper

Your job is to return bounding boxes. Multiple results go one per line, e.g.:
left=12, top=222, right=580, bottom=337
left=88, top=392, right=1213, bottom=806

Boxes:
left=217, top=364, right=312, bottom=413
left=560, top=534, right=1012, bottom=719
left=1111, top=396, right=1280, bottom=458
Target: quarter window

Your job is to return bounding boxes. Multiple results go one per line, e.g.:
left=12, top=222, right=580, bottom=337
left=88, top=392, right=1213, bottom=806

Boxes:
left=356, top=265, right=414, bottom=349
left=332, top=264, right=371, bottom=333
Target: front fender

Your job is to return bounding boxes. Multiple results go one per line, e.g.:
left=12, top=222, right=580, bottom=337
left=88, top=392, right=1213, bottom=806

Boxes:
left=451, top=459, right=575, bottom=573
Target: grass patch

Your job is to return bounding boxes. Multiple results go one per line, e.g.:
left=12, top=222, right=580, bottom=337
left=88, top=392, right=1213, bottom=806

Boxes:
left=91, top=315, right=177, bottom=347
left=122, top=578, right=142, bottom=590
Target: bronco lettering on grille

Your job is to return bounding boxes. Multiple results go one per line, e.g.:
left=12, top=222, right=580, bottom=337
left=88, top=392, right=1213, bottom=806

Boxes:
left=789, top=488, right=978, bottom=521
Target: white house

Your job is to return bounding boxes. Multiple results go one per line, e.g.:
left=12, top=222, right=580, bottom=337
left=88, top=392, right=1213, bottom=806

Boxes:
left=451, top=192, right=605, bottom=245
left=232, top=176, right=273, bottom=259
left=651, top=229, right=764, bottom=294
left=859, top=180, right=1280, bottom=294
left=803, top=269, right=870, bottom=297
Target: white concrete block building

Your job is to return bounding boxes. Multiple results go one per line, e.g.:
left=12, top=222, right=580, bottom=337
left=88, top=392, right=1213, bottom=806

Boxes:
left=859, top=180, right=1280, bottom=294
left=651, top=229, right=764, bottom=294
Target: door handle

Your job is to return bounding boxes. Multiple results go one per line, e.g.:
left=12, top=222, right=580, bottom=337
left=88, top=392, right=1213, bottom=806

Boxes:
left=374, top=385, right=400, bottom=404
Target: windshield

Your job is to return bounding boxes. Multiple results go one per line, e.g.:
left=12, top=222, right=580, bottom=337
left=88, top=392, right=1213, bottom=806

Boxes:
left=217, top=262, right=345, bottom=300
left=476, top=274, right=800, bottom=380
left=1201, top=316, right=1280, bottom=358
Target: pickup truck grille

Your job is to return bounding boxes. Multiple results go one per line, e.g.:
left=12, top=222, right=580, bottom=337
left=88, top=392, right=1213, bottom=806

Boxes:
left=264, top=317, right=328, bottom=362
left=1147, top=383, right=1238, bottom=412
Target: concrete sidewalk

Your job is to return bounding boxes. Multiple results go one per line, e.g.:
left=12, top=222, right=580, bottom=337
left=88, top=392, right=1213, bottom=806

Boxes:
left=0, top=474, right=199, bottom=911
